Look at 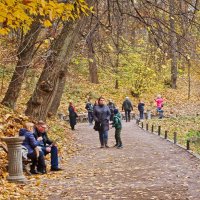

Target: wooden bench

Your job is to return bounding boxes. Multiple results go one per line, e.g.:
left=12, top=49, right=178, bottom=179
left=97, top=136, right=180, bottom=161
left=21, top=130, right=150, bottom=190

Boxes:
left=121, top=112, right=135, bottom=120
left=0, top=142, right=8, bottom=153
left=59, top=113, right=88, bottom=123
left=22, top=158, right=32, bottom=175
left=59, top=112, right=138, bottom=123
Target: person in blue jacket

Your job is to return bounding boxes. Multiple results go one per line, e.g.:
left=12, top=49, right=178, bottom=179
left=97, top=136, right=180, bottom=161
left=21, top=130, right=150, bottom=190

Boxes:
left=19, top=122, right=46, bottom=174
left=85, top=99, right=94, bottom=125
left=138, top=100, right=145, bottom=120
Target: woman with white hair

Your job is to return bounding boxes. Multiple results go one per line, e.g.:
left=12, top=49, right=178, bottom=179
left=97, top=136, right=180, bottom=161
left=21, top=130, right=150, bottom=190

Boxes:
left=122, top=97, right=133, bottom=122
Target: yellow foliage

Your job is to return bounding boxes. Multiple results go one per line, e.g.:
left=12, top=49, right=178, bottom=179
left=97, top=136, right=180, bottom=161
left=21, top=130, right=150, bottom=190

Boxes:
left=0, top=0, right=90, bottom=35
left=43, top=19, right=52, bottom=27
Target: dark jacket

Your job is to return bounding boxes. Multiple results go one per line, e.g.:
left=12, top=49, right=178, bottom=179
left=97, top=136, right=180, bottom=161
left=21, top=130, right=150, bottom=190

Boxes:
left=107, top=102, right=115, bottom=114
left=33, top=128, right=52, bottom=147
left=85, top=102, right=93, bottom=113
left=138, top=103, right=145, bottom=111
left=112, top=113, right=122, bottom=129
left=93, top=105, right=111, bottom=132
left=122, top=99, right=133, bottom=111
left=68, top=105, right=78, bottom=126
left=19, top=128, right=39, bottom=154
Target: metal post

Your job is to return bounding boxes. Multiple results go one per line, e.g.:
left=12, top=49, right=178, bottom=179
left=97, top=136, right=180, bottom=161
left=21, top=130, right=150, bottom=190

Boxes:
left=187, top=139, right=190, bottom=150
left=158, top=126, right=161, bottom=136
left=174, top=132, right=177, bottom=144
left=151, top=125, right=154, bottom=133
left=2, top=137, right=26, bottom=183
left=146, top=123, right=148, bottom=131
left=164, top=130, right=168, bottom=139
left=141, top=122, right=144, bottom=129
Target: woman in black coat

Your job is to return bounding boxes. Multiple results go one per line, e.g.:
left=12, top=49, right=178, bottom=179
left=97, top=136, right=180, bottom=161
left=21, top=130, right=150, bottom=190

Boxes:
left=68, top=102, right=78, bottom=130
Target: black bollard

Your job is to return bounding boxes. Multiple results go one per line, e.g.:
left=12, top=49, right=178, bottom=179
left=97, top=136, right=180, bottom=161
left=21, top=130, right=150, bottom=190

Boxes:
left=174, top=132, right=177, bottom=144
left=164, top=130, right=168, bottom=139
left=146, top=123, right=149, bottom=131
left=187, top=139, right=190, bottom=150
left=158, top=126, right=161, bottom=136
left=151, top=125, right=154, bottom=133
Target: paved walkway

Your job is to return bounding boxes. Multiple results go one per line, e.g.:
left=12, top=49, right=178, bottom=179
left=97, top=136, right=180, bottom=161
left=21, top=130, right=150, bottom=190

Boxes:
left=46, top=120, right=200, bottom=200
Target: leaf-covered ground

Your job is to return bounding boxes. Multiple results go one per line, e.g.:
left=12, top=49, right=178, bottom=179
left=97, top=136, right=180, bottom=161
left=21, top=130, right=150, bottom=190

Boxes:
left=0, top=63, right=200, bottom=199
left=12, top=121, right=200, bottom=200
left=0, top=104, right=76, bottom=199
left=145, top=116, right=200, bottom=153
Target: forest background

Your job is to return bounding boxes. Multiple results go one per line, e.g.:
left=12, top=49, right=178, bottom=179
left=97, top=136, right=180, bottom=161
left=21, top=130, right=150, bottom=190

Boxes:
left=0, top=0, right=200, bottom=197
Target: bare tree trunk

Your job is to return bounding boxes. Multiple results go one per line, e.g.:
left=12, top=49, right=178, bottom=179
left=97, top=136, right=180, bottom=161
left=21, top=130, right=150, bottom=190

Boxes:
left=25, top=18, right=87, bottom=120
left=169, top=0, right=178, bottom=89
left=47, top=71, right=67, bottom=116
left=115, top=50, right=119, bottom=89
left=48, top=31, right=79, bottom=115
left=49, top=0, right=95, bottom=115
left=86, top=32, right=99, bottom=84
left=187, top=57, right=191, bottom=100
left=1, top=21, right=41, bottom=109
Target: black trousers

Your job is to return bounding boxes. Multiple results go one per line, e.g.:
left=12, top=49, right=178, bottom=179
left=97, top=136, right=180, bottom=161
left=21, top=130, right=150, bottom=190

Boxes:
left=115, top=128, right=122, bottom=146
left=28, top=151, right=46, bottom=171
left=125, top=110, right=131, bottom=122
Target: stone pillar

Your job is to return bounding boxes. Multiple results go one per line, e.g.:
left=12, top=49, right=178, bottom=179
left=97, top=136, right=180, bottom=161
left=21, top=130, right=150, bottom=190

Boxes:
left=2, top=137, right=26, bottom=183
left=147, top=110, right=151, bottom=119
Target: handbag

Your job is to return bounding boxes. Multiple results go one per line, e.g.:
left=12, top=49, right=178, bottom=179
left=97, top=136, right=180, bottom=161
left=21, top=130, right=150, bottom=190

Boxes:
left=93, top=121, right=101, bottom=131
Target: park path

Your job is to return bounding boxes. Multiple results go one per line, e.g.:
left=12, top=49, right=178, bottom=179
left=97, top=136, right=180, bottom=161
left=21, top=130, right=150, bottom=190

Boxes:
left=45, top=120, right=200, bottom=200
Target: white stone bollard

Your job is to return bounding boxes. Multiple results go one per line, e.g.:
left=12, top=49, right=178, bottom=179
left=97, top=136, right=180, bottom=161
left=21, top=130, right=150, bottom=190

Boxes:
left=147, top=110, right=151, bottom=119
left=2, top=137, right=27, bottom=183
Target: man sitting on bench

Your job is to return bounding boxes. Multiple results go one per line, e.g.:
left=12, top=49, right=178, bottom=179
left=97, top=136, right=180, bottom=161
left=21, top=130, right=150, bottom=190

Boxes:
left=33, top=121, right=62, bottom=171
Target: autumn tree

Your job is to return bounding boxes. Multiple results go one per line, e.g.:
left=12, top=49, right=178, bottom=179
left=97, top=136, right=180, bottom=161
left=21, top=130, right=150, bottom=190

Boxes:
left=25, top=0, right=94, bottom=120
left=1, top=0, right=90, bottom=109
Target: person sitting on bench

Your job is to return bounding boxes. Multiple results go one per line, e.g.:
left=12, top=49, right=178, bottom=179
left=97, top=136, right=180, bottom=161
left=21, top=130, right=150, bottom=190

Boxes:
left=19, top=122, right=46, bottom=174
left=33, top=120, right=62, bottom=171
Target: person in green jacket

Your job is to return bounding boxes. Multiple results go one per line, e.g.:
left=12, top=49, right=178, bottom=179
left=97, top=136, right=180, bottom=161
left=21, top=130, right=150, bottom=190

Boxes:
left=112, top=109, right=123, bottom=149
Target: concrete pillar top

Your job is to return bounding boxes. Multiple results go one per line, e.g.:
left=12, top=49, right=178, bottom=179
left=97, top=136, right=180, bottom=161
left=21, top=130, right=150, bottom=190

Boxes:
left=1, top=136, right=25, bottom=144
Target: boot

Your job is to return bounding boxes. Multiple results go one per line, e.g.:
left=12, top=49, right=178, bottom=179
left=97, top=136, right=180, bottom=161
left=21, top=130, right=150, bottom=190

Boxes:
left=104, top=140, right=109, bottom=148
left=37, top=165, right=47, bottom=174
left=30, top=164, right=38, bottom=174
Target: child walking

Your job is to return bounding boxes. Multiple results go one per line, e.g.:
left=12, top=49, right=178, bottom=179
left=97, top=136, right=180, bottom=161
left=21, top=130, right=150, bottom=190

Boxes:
left=138, top=100, right=145, bottom=120
left=112, top=109, right=123, bottom=149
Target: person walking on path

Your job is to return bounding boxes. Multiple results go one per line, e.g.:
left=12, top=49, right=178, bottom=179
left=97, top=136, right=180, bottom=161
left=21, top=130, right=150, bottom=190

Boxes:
left=85, top=99, right=94, bottom=125
left=138, top=100, right=145, bottom=120
left=34, top=121, right=62, bottom=171
left=107, top=99, right=116, bottom=121
left=93, top=96, right=111, bottom=148
left=154, top=94, right=164, bottom=119
left=112, top=109, right=123, bottom=149
left=122, top=97, right=133, bottom=122
left=68, top=101, right=78, bottom=130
